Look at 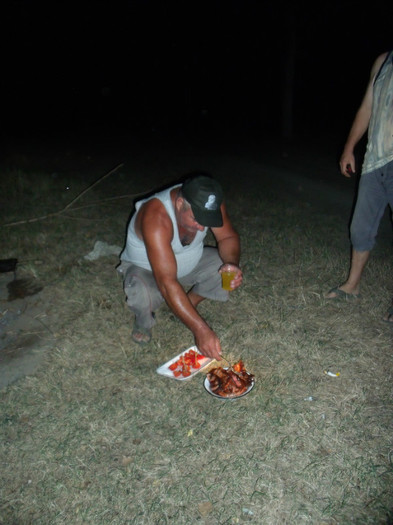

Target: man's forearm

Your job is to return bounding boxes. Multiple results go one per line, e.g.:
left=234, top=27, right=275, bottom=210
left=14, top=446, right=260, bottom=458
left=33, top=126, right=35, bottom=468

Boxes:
left=344, top=106, right=370, bottom=154
left=159, top=278, right=209, bottom=333
left=217, top=236, right=241, bottom=267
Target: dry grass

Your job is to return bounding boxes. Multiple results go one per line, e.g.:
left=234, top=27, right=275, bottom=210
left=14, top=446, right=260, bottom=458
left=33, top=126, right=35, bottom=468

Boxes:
left=0, top=141, right=392, bottom=524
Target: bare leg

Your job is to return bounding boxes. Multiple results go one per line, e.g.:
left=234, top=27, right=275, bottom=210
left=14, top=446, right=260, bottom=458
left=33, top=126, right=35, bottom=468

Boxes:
left=187, top=290, right=205, bottom=308
left=132, top=293, right=206, bottom=340
left=326, top=249, right=370, bottom=298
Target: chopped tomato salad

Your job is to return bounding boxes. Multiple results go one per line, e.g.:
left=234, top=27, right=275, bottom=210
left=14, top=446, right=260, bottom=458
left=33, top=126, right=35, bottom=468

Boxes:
left=168, top=349, right=205, bottom=377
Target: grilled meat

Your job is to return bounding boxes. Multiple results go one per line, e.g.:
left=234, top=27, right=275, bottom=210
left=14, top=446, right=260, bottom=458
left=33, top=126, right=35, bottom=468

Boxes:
left=207, top=360, right=254, bottom=397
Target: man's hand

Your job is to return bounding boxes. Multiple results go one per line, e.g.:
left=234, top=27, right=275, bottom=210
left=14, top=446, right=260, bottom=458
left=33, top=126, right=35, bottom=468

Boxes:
left=219, top=263, right=243, bottom=291
left=340, top=152, right=356, bottom=178
left=194, top=325, right=223, bottom=361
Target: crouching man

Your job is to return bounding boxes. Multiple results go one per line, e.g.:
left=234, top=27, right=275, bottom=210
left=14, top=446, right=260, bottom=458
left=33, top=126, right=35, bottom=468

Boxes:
left=117, top=173, right=242, bottom=361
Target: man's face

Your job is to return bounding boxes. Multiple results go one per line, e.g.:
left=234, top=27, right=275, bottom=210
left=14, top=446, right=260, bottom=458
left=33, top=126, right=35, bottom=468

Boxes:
left=176, top=198, right=205, bottom=232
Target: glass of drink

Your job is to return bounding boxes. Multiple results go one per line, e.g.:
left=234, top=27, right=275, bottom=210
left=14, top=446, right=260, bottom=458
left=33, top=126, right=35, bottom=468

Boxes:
left=221, top=270, right=236, bottom=291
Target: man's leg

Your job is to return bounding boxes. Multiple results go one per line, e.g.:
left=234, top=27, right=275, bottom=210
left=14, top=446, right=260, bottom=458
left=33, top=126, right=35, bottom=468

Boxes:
left=327, top=167, right=388, bottom=299
left=326, top=249, right=369, bottom=298
left=180, top=246, right=229, bottom=305
left=123, top=265, right=164, bottom=343
left=187, top=290, right=205, bottom=308
left=383, top=162, right=393, bottom=321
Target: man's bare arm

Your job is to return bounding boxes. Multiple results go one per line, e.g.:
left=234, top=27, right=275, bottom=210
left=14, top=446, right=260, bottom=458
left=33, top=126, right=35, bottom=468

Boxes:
left=340, top=52, right=388, bottom=177
left=139, top=200, right=222, bottom=359
left=212, top=202, right=243, bottom=289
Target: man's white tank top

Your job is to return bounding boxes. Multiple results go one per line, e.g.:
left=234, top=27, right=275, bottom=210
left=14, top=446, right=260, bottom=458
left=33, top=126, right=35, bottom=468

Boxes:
left=120, top=185, right=207, bottom=278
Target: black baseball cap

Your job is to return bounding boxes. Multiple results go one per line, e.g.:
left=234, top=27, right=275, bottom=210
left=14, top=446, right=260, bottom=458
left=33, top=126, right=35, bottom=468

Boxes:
left=182, top=175, right=224, bottom=227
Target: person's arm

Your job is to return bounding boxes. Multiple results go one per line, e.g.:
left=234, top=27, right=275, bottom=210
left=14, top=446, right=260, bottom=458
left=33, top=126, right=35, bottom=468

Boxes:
left=340, top=52, right=388, bottom=177
left=212, top=202, right=243, bottom=290
left=138, top=199, right=222, bottom=360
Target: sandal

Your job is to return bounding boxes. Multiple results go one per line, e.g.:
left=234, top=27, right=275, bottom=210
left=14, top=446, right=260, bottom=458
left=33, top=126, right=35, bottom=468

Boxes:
left=326, top=287, right=361, bottom=300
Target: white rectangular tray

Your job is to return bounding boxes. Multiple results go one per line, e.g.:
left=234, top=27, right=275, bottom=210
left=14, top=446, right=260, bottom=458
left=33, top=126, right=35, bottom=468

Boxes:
left=156, top=345, right=212, bottom=381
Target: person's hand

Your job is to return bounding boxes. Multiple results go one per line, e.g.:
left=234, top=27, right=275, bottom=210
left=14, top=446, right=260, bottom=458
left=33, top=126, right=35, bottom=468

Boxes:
left=219, top=263, right=243, bottom=291
left=340, top=152, right=355, bottom=178
left=194, top=326, right=222, bottom=361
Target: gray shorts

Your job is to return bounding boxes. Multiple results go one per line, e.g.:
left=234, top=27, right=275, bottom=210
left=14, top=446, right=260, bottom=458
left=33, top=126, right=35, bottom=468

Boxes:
left=118, top=246, right=228, bottom=330
left=350, top=159, right=393, bottom=251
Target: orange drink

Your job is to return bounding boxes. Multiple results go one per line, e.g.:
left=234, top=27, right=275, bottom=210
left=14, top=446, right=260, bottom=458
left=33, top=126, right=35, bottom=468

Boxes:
left=221, top=271, right=236, bottom=291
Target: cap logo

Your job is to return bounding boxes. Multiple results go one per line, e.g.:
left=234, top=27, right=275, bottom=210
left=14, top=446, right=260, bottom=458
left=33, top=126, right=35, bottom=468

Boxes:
left=204, top=194, right=218, bottom=210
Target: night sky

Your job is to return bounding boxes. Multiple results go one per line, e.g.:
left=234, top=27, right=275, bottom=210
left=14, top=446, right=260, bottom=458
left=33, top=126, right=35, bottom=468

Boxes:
left=2, top=1, right=392, bottom=145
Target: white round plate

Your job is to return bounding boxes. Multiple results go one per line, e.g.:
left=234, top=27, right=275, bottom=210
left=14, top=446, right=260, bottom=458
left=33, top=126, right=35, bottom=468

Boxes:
left=203, top=375, right=255, bottom=400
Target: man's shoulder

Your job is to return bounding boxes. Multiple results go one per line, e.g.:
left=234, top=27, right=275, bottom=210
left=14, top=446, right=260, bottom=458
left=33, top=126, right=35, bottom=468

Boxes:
left=374, top=51, right=390, bottom=70
left=370, top=51, right=392, bottom=85
left=139, top=197, right=169, bottom=220
left=135, top=198, right=173, bottom=243
left=136, top=184, right=178, bottom=232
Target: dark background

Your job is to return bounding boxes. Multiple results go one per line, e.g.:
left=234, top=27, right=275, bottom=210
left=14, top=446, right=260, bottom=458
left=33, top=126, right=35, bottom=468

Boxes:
left=1, top=0, right=392, bottom=149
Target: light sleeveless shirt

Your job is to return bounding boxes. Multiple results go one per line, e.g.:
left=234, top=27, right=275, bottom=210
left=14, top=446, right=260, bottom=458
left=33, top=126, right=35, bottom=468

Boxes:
left=120, top=185, right=207, bottom=278
left=362, top=50, right=393, bottom=174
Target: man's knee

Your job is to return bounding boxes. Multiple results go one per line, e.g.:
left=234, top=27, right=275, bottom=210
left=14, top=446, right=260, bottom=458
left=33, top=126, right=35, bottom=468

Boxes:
left=350, top=223, right=375, bottom=252
left=183, top=248, right=223, bottom=301
left=124, top=268, right=163, bottom=311
left=124, top=275, right=150, bottom=309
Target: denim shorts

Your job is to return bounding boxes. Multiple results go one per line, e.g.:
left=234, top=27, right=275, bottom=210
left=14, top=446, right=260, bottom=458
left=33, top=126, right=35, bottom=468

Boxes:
left=350, top=159, right=393, bottom=251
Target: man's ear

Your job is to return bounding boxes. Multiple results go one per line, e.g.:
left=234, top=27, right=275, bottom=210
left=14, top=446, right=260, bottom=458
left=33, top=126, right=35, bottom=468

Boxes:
left=175, top=196, right=184, bottom=212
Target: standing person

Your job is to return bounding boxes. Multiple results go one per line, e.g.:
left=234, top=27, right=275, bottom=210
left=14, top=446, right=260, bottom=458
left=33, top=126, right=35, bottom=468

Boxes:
left=117, top=174, right=243, bottom=359
left=326, top=50, right=393, bottom=322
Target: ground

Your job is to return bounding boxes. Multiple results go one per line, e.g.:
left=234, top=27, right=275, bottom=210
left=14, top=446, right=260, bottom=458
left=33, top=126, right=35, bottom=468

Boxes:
left=0, top=131, right=391, bottom=390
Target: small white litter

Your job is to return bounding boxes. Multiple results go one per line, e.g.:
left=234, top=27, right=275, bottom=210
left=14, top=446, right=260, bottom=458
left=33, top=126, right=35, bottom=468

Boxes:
left=324, top=370, right=340, bottom=377
left=84, top=241, right=122, bottom=261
